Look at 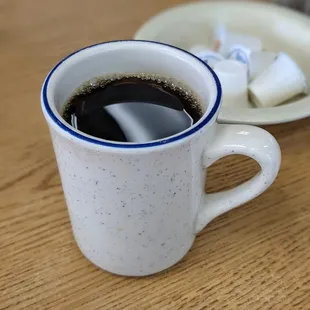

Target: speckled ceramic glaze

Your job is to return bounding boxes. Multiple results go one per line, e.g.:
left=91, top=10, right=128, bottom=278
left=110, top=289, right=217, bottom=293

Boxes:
left=41, top=41, right=281, bottom=276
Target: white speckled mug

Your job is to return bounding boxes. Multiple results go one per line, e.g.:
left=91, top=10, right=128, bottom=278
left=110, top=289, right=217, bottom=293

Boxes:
left=41, top=40, right=281, bottom=276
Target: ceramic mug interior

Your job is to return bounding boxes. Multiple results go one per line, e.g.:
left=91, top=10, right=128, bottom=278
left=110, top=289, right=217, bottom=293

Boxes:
left=42, top=40, right=222, bottom=147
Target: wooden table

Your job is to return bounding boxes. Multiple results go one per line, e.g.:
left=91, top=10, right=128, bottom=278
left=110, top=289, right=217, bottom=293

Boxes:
left=1, top=0, right=310, bottom=309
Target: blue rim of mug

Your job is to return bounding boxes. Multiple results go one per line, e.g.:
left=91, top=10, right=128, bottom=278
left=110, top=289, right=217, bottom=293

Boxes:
left=42, top=40, right=222, bottom=149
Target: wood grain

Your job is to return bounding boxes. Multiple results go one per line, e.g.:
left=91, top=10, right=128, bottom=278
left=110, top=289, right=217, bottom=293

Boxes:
left=1, top=0, right=310, bottom=309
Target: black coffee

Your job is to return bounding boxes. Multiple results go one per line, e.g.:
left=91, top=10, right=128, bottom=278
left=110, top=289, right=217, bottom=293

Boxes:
left=62, top=74, right=203, bottom=143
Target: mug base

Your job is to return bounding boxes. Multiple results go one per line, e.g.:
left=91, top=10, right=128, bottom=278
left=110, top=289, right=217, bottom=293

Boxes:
left=76, top=239, right=195, bottom=277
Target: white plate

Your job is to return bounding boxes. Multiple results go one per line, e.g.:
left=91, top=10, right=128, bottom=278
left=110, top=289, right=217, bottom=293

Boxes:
left=134, top=1, right=310, bottom=125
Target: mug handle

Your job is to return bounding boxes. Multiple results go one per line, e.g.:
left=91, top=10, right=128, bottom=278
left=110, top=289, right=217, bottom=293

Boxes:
left=195, top=124, right=281, bottom=233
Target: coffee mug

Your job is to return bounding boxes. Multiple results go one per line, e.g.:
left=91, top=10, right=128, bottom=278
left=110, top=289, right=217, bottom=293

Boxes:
left=41, top=40, right=281, bottom=276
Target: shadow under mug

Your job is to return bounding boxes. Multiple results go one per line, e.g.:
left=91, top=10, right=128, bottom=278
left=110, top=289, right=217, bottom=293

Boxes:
left=41, top=40, right=281, bottom=276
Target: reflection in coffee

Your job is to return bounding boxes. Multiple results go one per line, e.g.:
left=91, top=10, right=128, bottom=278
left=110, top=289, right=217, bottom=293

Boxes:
left=62, top=74, right=203, bottom=143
